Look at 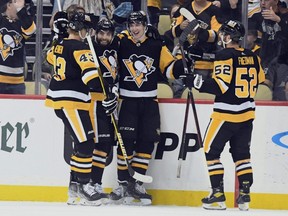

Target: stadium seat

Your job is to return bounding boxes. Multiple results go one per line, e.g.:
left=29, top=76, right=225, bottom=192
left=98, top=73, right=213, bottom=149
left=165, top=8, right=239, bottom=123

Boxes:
left=158, top=14, right=171, bottom=35
left=157, top=82, right=174, bottom=98
left=180, top=85, right=272, bottom=101
left=181, top=87, right=215, bottom=100
left=254, top=84, right=272, bottom=100
left=25, top=82, right=47, bottom=95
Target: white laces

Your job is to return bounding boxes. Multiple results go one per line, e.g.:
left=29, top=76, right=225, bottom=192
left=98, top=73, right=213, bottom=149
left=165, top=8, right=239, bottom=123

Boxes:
left=94, top=183, right=104, bottom=193
left=83, top=183, right=96, bottom=196
left=135, top=183, right=146, bottom=194
left=113, top=184, right=126, bottom=196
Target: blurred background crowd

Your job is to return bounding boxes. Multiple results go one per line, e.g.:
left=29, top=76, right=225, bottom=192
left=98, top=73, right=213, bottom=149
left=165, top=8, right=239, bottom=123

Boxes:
left=8, top=0, right=288, bottom=101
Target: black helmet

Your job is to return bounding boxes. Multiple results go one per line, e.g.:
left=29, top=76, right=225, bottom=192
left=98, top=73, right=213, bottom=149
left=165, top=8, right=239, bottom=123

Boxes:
left=68, top=12, right=90, bottom=31
left=127, top=11, right=147, bottom=26
left=219, top=20, right=245, bottom=42
left=96, top=19, right=115, bottom=34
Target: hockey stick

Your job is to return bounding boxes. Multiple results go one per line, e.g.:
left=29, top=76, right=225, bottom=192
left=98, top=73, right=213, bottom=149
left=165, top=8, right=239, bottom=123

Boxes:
left=86, top=34, right=153, bottom=183
left=177, top=19, right=203, bottom=178
left=179, top=7, right=197, bottom=22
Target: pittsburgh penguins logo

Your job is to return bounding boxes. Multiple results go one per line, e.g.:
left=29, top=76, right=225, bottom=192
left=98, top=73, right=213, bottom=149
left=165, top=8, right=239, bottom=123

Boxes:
left=0, top=28, right=23, bottom=61
left=99, top=50, right=118, bottom=80
left=123, top=54, right=155, bottom=88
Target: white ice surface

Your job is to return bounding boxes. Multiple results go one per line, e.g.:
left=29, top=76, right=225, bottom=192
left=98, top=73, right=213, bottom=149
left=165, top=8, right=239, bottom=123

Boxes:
left=0, top=202, right=288, bottom=216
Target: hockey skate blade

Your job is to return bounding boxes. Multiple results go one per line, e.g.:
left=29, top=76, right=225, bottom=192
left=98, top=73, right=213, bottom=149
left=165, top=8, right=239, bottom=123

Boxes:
left=123, top=197, right=152, bottom=206
left=108, top=197, right=126, bottom=205
left=203, top=202, right=226, bottom=210
left=67, top=197, right=80, bottom=205
left=101, top=197, right=110, bottom=205
left=238, top=202, right=249, bottom=211
left=79, top=198, right=102, bottom=206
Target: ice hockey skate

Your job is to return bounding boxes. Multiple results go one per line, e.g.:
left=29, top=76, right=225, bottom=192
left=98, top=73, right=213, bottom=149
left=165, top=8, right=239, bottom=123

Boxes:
left=237, top=181, right=251, bottom=211
left=124, top=181, right=152, bottom=206
left=78, top=182, right=104, bottom=206
left=109, top=182, right=128, bottom=204
left=92, top=183, right=109, bottom=205
left=202, top=185, right=226, bottom=210
left=67, top=181, right=80, bottom=205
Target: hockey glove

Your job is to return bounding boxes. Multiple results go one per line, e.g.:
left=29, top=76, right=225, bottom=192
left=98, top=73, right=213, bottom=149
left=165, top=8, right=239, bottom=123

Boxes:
left=193, top=74, right=203, bottom=90
left=102, top=93, right=118, bottom=116
left=24, top=0, right=36, bottom=16
left=180, top=73, right=194, bottom=89
left=180, top=73, right=203, bottom=90
left=187, top=44, right=204, bottom=61
left=86, top=13, right=99, bottom=30
left=53, top=11, right=69, bottom=35
left=146, top=24, right=162, bottom=41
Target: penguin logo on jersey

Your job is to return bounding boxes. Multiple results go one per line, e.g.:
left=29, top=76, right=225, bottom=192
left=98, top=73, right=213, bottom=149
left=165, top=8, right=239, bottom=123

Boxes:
left=123, top=54, right=155, bottom=88
left=99, top=50, right=118, bottom=80
left=0, top=28, right=23, bottom=61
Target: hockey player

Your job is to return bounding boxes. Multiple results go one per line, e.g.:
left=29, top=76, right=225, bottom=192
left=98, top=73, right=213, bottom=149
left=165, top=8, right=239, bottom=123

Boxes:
left=88, top=18, right=120, bottom=203
left=109, top=11, right=186, bottom=206
left=45, top=10, right=109, bottom=206
left=184, top=20, right=265, bottom=211
left=0, top=0, right=36, bottom=94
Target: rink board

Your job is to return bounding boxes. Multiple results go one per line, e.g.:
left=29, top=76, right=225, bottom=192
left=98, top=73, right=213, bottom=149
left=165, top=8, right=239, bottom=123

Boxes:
left=0, top=96, right=287, bottom=210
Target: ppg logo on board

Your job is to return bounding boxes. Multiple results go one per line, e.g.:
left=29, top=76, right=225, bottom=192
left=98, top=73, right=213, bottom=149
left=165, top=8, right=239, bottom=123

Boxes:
left=63, top=130, right=201, bottom=165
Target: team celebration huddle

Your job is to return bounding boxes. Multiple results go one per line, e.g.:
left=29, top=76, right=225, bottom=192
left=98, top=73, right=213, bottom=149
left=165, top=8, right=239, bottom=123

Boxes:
left=4, top=0, right=288, bottom=211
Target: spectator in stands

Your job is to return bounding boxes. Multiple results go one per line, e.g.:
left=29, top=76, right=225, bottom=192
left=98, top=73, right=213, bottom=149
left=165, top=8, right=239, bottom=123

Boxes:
left=147, top=0, right=162, bottom=28
left=50, top=0, right=109, bottom=30
left=212, top=0, right=241, bottom=22
left=111, top=1, right=133, bottom=34
left=162, top=3, right=181, bottom=53
left=278, top=0, right=288, bottom=13
left=0, top=0, right=36, bottom=94
left=249, top=0, right=288, bottom=71
left=248, top=0, right=261, bottom=18
left=249, top=0, right=288, bottom=101
left=160, top=3, right=184, bottom=98
left=170, top=0, right=221, bottom=98
left=50, top=0, right=64, bottom=14
left=265, top=53, right=288, bottom=100
left=61, top=0, right=114, bottom=17
left=212, top=0, right=263, bottom=23
left=172, top=0, right=222, bottom=80
left=246, top=29, right=261, bottom=55
left=177, top=0, right=191, bottom=5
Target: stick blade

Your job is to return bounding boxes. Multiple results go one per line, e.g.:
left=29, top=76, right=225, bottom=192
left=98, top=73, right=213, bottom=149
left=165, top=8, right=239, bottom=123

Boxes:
left=180, top=7, right=196, bottom=22
left=127, top=164, right=153, bottom=183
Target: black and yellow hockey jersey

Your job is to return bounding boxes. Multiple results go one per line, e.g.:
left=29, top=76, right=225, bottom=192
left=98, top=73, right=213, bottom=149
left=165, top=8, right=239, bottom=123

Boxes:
left=0, top=8, right=36, bottom=84
left=45, top=39, right=100, bottom=110
left=172, top=1, right=221, bottom=70
left=117, top=33, right=184, bottom=99
left=91, top=36, right=120, bottom=101
left=199, top=48, right=265, bottom=122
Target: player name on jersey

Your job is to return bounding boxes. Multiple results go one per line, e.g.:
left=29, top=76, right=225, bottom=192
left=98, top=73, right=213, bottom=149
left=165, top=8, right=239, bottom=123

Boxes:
left=238, top=56, right=254, bottom=65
